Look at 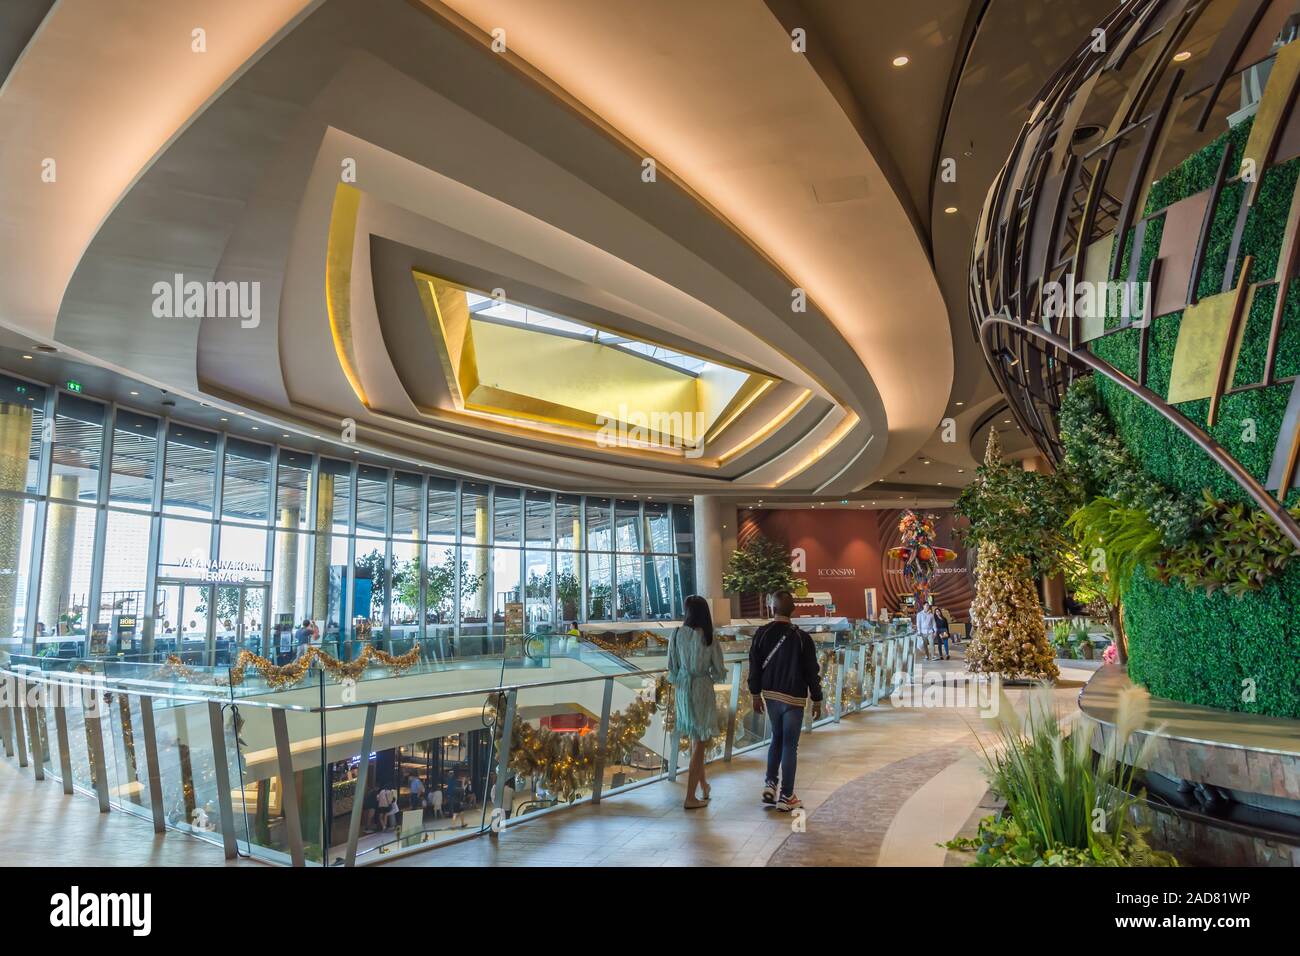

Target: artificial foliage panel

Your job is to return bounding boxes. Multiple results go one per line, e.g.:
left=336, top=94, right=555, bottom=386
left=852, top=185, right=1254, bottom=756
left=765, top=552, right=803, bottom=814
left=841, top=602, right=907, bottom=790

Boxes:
left=971, top=0, right=1300, bottom=719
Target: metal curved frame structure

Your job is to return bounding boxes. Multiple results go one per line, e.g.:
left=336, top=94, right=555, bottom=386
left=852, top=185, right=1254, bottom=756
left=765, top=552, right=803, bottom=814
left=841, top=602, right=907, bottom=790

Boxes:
left=970, top=0, right=1300, bottom=549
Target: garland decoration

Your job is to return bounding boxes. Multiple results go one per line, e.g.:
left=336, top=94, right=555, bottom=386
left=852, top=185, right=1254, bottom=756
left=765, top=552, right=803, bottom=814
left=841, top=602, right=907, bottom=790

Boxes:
left=158, top=643, right=422, bottom=689
left=491, top=681, right=663, bottom=801
left=581, top=631, right=667, bottom=656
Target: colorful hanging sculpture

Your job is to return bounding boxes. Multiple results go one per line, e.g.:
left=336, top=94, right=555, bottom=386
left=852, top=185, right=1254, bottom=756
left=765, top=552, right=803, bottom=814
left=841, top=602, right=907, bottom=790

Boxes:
left=886, top=510, right=957, bottom=605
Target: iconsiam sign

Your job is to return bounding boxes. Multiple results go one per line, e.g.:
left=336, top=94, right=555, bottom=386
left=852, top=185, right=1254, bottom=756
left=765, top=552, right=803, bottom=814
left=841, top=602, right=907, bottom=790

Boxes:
left=886, top=511, right=956, bottom=605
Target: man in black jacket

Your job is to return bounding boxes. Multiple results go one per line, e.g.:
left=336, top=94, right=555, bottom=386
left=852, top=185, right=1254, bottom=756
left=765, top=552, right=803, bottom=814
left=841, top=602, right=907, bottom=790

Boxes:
left=748, top=591, right=822, bottom=812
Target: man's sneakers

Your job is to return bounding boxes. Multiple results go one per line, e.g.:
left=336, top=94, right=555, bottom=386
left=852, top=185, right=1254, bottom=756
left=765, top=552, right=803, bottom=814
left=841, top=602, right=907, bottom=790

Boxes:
left=761, top=782, right=777, bottom=805
left=776, top=794, right=802, bottom=813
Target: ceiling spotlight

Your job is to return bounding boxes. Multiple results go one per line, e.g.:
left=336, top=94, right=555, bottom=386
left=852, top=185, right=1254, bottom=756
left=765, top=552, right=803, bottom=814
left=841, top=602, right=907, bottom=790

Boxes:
left=20, top=354, right=32, bottom=360
left=892, top=55, right=910, bottom=67
left=944, top=206, right=958, bottom=214
left=219, top=417, right=228, bottom=422
left=129, top=390, right=139, bottom=396
left=1003, top=419, right=1012, bottom=424
left=1173, top=50, right=1191, bottom=62
left=251, top=426, right=259, bottom=430
left=955, top=401, right=964, bottom=407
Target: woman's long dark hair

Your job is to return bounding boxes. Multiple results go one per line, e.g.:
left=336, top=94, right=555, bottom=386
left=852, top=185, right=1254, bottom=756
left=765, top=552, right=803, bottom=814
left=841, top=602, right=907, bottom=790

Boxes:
left=683, top=595, right=714, bottom=645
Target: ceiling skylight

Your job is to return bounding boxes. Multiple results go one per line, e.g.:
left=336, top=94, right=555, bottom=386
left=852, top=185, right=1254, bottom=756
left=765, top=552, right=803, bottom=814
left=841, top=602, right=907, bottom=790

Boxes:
left=465, top=291, right=713, bottom=374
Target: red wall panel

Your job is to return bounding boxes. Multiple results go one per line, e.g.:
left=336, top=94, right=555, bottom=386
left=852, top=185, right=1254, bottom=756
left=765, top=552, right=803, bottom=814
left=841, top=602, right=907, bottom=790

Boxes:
left=739, top=507, right=973, bottom=621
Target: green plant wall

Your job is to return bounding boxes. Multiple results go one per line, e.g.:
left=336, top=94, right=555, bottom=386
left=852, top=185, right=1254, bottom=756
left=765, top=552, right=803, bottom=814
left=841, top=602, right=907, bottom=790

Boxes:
left=1087, top=114, right=1300, bottom=718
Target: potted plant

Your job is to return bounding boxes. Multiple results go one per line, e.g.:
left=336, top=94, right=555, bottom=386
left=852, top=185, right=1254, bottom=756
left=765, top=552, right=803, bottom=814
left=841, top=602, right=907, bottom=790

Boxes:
left=1050, top=619, right=1072, bottom=657
left=1070, top=621, right=1095, bottom=660
left=722, top=534, right=798, bottom=616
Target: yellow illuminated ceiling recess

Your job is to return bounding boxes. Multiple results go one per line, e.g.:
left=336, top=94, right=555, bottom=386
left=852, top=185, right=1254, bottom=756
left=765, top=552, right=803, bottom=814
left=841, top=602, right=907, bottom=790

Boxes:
left=413, top=270, right=777, bottom=452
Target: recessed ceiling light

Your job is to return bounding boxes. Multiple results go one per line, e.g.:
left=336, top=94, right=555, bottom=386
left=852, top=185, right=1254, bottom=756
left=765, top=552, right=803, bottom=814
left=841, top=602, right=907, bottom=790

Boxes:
left=923, top=460, right=931, bottom=465
left=283, top=434, right=290, bottom=439
left=129, top=390, right=139, bottom=396
left=892, top=55, right=910, bottom=67
left=958, top=469, right=965, bottom=474
left=1173, top=50, right=1191, bottom=62
left=20, top=354, right=32, bottom=360
left=1003, top=419, right=1012, bottom=424
left=220, top=417, right=228, bottom=422
left=955, top=401, right=964, bottom=407
left=251, top=426, right=259, bottom=430
left=944, top=206, right=958, bottom=214
left=237, top=411, right=246, bottom=416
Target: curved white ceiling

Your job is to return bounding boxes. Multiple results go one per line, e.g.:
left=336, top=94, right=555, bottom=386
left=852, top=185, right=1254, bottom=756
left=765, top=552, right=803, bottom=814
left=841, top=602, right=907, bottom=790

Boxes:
left=0, top=0, right=959, bottom=498
left=430, top=0, right=955, bottom=479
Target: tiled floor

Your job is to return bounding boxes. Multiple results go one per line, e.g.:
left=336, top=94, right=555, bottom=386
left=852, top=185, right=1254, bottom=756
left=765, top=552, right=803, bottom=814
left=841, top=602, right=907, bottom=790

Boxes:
left=0, top=651, right=1089, bottom=867
left=0, top=757, right=255, bottom=867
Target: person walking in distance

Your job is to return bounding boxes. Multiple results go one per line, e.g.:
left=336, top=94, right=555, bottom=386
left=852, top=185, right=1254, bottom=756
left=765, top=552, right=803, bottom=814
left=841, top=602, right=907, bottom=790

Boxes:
left=916, top=603, right=937, bottom=662
left=748, top=591, right=822, bottom=812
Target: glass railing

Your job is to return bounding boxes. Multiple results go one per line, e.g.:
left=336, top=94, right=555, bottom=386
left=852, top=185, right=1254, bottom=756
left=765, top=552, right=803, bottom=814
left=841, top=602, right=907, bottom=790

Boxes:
left=0, top=620, right=918, bottom=866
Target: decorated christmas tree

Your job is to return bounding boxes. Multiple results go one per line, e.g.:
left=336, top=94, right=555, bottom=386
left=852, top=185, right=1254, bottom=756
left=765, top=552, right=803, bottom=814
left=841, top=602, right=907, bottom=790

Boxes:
left=966, top=544, right=1059, bottom=681
left=963, top=430, right=1060, bottom=681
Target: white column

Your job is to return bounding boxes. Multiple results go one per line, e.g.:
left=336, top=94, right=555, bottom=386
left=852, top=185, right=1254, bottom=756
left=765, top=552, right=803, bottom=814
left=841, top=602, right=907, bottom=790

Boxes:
left=693, top=494, right=731, bottom=625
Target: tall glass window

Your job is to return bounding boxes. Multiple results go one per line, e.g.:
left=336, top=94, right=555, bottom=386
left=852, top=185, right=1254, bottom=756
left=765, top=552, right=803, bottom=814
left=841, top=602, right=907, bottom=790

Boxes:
left=49, top=393, right=104, bottom=504
left=672, top=502, right=694, bottom=555
left=99, top=509, right=150, bottom=632
left=275, top=450, right=311, bottom=529
left=493, top=486, right=521, bottom=545
left=37, top=502, right=96, bottom=641
left=427, top=478, right=457, bottom=545
left=555, top=495, right=582, bottom=625
left=355, top=465, right=388, bottom=538
left=318, top=458, right=352, bottom=536
left=461, top=482, right=488, bottom=545
left=615, top=498, right=641, bottom=553
left=0, top=368, right=706, bottom=648
left=0, top=375, right=47, bottom=494
left=163, top=425, right=217, bottom=518
left=109, top=410, right=158, bottom=509
left=644, top=501, right=672, bottom=553
left=221, top=437, right=272, bottom=524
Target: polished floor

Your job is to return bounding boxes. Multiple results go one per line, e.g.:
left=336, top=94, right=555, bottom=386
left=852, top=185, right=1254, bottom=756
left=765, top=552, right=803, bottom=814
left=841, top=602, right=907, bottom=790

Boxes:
left=0, top=652, right=1089, bottom=867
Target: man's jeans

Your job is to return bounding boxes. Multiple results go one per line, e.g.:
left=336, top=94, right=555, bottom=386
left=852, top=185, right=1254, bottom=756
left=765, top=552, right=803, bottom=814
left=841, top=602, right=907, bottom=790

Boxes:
left=764, top=699, right=805, bottom=799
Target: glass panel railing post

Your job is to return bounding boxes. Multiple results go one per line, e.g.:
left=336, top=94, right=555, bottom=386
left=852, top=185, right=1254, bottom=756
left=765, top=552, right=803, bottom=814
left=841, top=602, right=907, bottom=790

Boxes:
left=490, top=688, right=517, bottom=835
left=857, top=646, right=869, bottom=706
left=590, top=678, right=615, bottom=805
left=343, top=704, right=377, bottom=868
left=724, top=661, right=742, bottom=762
left=667, top=731, right=680, bottom=781
left=833, top=648, right=845, bottom=722
left=53, top=688, right=74, bottom=795
left=12, top=677, right=28, bottom=766
left=0, top=678, right=13, bottom=759
left=206, top=700, right=239, bottom=860
left=85, top=684, right=111, bottom=812
left=270, top=707, right=306, bottom=866
left=20, top=676, right=43, bottom=779
left=138, top=695, right=166, bottom=833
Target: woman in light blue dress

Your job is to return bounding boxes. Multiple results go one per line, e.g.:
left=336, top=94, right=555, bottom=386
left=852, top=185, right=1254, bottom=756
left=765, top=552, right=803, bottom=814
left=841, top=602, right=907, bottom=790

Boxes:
left=668, top=595, right=726, bottom=809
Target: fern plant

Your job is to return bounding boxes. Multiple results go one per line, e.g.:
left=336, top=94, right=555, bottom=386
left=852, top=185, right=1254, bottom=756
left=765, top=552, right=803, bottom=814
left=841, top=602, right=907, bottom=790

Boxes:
left=1065, top=498, right=1163, bottom=605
